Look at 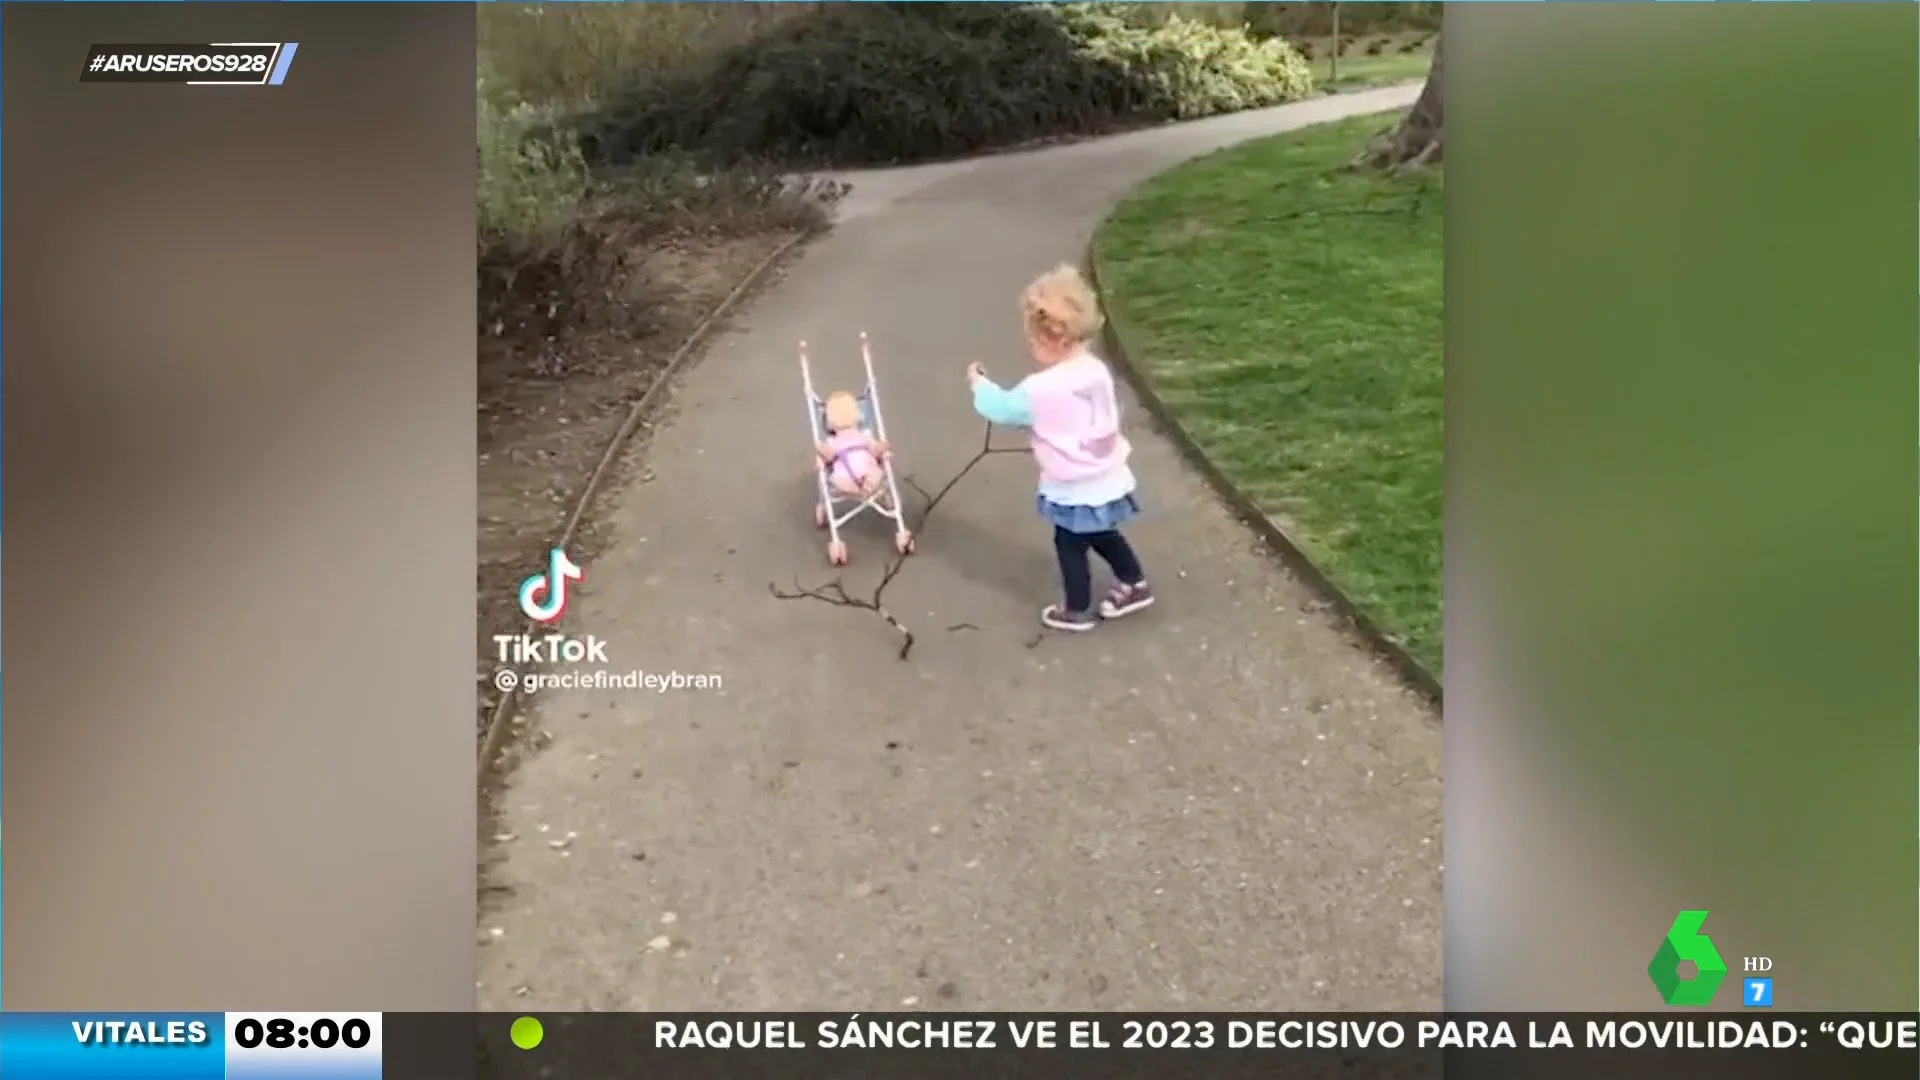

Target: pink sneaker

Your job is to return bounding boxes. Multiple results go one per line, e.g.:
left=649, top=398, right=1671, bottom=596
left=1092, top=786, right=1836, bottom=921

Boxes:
left=1098, top=581, right=1155, bottom=619
left=1041, top=605, right=1098, bottom=632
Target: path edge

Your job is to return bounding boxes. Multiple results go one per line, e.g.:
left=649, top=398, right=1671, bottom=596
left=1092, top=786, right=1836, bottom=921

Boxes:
left=479, top=229, right=815, bottom=780
left=1085, top=241, right=1443, bottom=711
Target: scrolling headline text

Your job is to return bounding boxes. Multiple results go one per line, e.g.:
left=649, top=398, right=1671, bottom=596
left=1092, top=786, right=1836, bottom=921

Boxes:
left=2, top=1011, right=1917, bottom=1080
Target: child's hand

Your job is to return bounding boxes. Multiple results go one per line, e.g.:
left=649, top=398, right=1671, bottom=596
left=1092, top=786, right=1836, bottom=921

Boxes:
left=966, top=362, right=987, bottom=387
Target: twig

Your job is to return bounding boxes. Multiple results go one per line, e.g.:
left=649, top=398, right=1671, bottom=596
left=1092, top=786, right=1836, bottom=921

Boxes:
left=770, top=422, right=1023, bottom=659
left=767, top=575, right=918, bottom=659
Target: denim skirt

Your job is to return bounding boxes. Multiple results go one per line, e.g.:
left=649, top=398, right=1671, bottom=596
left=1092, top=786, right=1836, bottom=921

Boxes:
left=1038, top=493, right=1140, bottom=535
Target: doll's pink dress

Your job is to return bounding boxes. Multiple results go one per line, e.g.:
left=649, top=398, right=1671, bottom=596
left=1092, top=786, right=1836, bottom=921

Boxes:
left=825, top=428, right=879, bottom=489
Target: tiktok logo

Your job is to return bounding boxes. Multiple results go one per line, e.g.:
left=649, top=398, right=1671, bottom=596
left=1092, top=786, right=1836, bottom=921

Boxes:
left=519, top=548, right=584, bottom=624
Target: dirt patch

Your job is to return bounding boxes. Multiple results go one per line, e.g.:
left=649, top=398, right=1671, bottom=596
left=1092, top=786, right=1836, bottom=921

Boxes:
left=477, top=228, right=804, bottom=733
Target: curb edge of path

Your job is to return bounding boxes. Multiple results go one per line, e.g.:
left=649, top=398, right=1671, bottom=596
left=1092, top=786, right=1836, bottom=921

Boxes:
left=479, top=228, right=816, bottom=782
left=1085, top=242, right=1443, bottom=712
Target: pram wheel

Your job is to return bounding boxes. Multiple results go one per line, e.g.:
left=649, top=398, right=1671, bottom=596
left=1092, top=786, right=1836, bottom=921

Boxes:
left=894, top=531, right=915, bottom=556
left=828, top=539, right=849, bottom=566
left=814, top=503, right=828, bottom=529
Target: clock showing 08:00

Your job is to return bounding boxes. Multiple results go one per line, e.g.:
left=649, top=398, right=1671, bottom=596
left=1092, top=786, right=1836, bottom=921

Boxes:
left=224, top=1012, right=382, bottom=1080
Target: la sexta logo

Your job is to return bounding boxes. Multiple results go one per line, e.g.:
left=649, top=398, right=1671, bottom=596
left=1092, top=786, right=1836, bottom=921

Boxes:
left=519, top=548, right=584, bottom=624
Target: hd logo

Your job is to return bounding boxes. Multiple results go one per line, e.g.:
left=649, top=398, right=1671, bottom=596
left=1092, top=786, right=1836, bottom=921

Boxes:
left=1648, top=909, right=1728, bottom=1006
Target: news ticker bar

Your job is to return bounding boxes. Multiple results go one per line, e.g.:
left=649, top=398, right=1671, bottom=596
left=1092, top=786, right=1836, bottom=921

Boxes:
left=0, top=1012, right=379, bottom=1080
left=79, top=43, right=301, bottom=85
left=2, top=1012, right=1920, bottom=1080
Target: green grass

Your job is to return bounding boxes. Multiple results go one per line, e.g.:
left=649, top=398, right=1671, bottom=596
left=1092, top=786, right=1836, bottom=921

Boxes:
left=1322, top=48, right=1433, bottom=90
left=1289, top=33, right=1435, bottom=91
left=1095, top=113, right=1442, bottom=672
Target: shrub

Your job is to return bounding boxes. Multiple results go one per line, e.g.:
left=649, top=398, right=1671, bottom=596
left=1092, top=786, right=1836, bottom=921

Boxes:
left=580, top=2, right=1314, bottom=168
left=477, top=3, right=805, bottom=110
left=595, top=153, right=836, bottom=240
left=476, top=13, right=834, bottom=379
left=477, top=77, right=590, bottom=256
left=1059, top=4, right=1313, bottom=120
left=1111, top=2, right=1250, bottom=29
left=1241, top=2, right=1441, bottom=41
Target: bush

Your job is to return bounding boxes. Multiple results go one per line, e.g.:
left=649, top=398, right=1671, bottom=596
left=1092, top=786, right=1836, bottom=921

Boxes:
left=1241, top=2, right=1442, bottom=41
left=477, top=77, right=590, bottom=256
left=478, top=92, right=831, bottom=374
left=476, top=11, right=834, bottom=378
left=579, top=2, right=1315, bottom=168
left=1058, top=4, right=1311, bottom=120
left=478, top=3, right=805, bottom=110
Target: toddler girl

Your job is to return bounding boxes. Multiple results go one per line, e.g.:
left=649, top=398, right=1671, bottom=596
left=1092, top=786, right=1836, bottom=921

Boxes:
left=967, top=264, right=1154, bottom=631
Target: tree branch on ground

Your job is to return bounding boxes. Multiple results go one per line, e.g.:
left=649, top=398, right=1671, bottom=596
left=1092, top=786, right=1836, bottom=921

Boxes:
left=769, top=422, right=1025, bottom=659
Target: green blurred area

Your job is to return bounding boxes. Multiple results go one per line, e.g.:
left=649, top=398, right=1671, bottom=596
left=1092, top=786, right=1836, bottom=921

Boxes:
left=1453, top=4, right=1916, bottom=1006
left=1096, top=116, right=1442, bottom=673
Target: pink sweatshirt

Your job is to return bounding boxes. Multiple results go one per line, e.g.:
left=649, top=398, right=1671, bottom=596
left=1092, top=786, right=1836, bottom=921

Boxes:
left=1024, top=351, right=1132, bottom=488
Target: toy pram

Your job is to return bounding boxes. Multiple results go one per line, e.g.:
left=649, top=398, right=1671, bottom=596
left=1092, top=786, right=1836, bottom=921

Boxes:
left=800, top=333, right=915, bottom=566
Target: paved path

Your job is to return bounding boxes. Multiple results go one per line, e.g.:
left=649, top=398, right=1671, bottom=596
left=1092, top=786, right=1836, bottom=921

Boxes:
left=481, top=86, right=1440, bottom=1011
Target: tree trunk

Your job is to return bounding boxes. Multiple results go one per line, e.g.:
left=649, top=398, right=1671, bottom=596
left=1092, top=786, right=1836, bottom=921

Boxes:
left=1328, top=4, right=1340, bottom=87
left=1354, top=31, right=1443, bottom=171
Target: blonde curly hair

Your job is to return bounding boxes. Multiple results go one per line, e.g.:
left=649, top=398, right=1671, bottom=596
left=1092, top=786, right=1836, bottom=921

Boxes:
left=1021, top=263, right=1104, bottom=348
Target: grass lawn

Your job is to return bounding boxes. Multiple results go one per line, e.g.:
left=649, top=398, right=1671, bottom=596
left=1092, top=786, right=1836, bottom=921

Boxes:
left=1292, top=33, right=1435, bottom=92
left=1094, top=113, right=1442, bottom=672
left=1322, top=49, right=1433, bottom=91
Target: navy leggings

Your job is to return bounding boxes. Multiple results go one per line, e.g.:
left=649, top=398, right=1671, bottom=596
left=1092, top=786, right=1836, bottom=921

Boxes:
left=1053, top=526, right=1144, bottom=613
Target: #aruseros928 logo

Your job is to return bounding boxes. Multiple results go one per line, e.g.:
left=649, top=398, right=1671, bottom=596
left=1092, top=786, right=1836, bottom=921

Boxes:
left=1648, top=909, right=1728, bottom=1006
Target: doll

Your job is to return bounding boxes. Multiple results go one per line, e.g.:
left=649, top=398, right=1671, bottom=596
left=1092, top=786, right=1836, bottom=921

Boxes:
left=817, top=391, right=890, bottom=499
